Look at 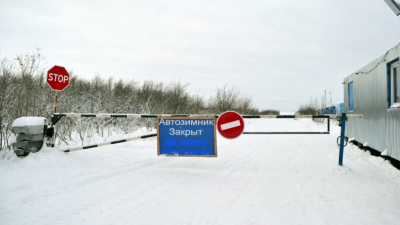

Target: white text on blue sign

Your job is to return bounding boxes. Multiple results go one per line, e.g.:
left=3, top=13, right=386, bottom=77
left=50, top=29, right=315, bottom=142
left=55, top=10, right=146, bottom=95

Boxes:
left=159, top=119, right=214, bottom=126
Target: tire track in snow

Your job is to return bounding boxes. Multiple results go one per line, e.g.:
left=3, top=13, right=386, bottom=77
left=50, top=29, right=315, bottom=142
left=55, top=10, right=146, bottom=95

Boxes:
left=189, top=135, right=271, bottom=224
left=42, top=157, right=207, bottom=224
left=39, top=137, right=260, bottom=224
left=119, top=136, right=267, bottom=224
left=92, top=135, right=269, bottom=224
left=4, top=121, right=400, bottom=225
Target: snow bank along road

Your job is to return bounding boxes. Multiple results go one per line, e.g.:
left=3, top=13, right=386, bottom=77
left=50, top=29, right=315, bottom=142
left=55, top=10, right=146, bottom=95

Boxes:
left=1, top=119, right=400, bottom=224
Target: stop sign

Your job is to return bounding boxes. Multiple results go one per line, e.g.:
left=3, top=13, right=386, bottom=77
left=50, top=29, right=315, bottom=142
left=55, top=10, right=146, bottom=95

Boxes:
left=217, top=111, right=245, bottom=139
left=47, top=66, right=70, bottom=91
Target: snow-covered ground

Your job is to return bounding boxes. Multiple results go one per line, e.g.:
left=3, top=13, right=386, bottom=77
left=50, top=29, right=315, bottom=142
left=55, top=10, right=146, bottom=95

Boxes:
left=1, top=119, right=400, bottom=225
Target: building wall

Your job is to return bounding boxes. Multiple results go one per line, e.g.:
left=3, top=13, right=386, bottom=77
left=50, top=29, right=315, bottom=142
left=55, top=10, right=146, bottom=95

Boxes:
left=343, top=43, right=400, bottom=161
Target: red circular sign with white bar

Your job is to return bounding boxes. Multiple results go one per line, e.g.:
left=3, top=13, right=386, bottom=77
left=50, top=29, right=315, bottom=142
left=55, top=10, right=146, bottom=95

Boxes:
left=217, top=111, right=245, bottom=139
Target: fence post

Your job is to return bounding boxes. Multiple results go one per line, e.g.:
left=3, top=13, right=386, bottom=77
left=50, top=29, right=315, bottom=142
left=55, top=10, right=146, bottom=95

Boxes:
left=338, top=113, right=346, bottom=166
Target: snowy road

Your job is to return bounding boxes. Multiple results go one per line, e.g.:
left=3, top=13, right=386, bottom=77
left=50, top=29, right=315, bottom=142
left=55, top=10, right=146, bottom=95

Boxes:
left=1, top=119, right=400, bottom=224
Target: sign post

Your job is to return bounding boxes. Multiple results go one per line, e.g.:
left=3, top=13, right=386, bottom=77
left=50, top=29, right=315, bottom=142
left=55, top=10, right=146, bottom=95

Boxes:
left=157, top=117, right=217, bottom=157
left=47, top=65, right=70, bottom=147
left=54, top=91, right=58, bottom=113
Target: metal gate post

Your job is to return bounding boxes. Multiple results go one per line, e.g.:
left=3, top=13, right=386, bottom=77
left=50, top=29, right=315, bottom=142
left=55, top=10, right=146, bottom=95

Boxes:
left=328, top=116, right=330, bottom=133
left=338, top=113, right=346, bottom=166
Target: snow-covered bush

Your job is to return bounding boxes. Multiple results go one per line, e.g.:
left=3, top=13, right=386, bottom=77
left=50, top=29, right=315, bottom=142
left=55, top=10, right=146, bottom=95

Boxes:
left=0, top=50, right=261, bottom=151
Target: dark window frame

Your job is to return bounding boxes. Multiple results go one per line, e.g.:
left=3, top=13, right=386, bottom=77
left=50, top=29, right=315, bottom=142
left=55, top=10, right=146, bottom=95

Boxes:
left=387, top=58, right=400, bottom=108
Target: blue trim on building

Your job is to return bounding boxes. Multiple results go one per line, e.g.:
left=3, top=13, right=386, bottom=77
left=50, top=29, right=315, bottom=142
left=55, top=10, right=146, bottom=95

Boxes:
left=348, top=82, right=354, bottom=111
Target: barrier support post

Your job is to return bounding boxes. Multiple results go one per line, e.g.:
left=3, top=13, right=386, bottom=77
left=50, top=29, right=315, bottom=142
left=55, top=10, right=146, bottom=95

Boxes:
left=328, top=116, right=330, bottom=133
left=338, top=113, right=346, bottom=166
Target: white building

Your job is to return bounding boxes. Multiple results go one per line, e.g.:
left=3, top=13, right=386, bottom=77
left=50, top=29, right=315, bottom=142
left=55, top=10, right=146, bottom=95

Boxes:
left=343, top=43, right=400, bottom=163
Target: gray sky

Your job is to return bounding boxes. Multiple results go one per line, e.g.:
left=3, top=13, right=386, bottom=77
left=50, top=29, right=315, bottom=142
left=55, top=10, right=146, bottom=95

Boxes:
left=1, top=0, right=400, bottom=111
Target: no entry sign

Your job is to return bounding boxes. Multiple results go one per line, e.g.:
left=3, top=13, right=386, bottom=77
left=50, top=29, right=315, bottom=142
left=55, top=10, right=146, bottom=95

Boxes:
left=47, top=66, right=70, bottom=91
left=217, top=111, right=245, bottom=139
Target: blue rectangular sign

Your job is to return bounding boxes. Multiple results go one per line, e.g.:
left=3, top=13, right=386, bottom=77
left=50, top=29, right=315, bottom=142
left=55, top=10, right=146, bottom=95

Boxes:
left=157, top=117, right=217, bottom=157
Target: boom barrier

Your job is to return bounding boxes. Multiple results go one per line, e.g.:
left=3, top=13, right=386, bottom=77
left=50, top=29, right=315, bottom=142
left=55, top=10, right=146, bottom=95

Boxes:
left=48, top=113, right=363, bottom=166
left=63, top=133, right=157, bottom=152
left=51, top=113, right=363, bottom=136
left=51, top=113, right=362, bottom=125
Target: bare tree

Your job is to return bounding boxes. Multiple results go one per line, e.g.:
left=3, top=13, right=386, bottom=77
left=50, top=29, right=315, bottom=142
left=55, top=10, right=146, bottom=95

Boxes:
left=0, top=50, right=264, bottom=152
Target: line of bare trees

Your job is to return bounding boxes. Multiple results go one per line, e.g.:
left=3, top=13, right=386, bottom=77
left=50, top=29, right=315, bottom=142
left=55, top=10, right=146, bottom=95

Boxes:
left=0, top=50, right=278, bottom=151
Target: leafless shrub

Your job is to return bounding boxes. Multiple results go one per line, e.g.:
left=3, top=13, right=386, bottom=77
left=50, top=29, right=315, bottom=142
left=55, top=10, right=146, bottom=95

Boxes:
left=259, top=109, right=280, bottom=115
left=207, top=85, right=259, bottom=115
left=0, top=51, right=264, bottom=152
left=297, top=96, right=325, bottom=123
left=0, top=49, right=52, bottom=156
left=297, top=105, right=317, bottom=115
left=297, top=96, right=319, bottom=115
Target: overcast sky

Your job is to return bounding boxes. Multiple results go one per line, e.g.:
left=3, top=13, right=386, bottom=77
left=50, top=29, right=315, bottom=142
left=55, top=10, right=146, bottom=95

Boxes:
left=1, top=0, right=400, bottom=111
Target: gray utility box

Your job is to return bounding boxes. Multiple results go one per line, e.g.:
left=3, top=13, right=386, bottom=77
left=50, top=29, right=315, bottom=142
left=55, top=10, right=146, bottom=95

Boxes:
left=11, top=117, right=46, bottom=157
left=16, top=133, right=45, bottom=142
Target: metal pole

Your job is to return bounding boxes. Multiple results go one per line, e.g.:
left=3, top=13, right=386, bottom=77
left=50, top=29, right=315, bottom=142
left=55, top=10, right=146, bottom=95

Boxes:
left=51, top=125, right=56, bottom=147
left=328, top=116, right=330, bottom=133
left=54, top=91, right=58, bottom=114
left=52, top=90, right=58, bottom=147
left=338, top=113, right=346, bottom=166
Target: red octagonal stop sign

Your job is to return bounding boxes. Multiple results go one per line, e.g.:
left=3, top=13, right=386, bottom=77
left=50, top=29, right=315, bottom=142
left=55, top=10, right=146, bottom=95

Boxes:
left=217, top=111, right=245, bottom=139
left=47, top=65, right=70, bottom=91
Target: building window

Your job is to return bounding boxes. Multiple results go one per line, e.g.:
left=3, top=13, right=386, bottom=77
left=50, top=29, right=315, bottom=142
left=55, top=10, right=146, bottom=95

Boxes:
left=391, top=62, right=400, bottom=107
left=388, top=59, right=400, bottom=108
left=348, top=81, right=353, bottom=111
